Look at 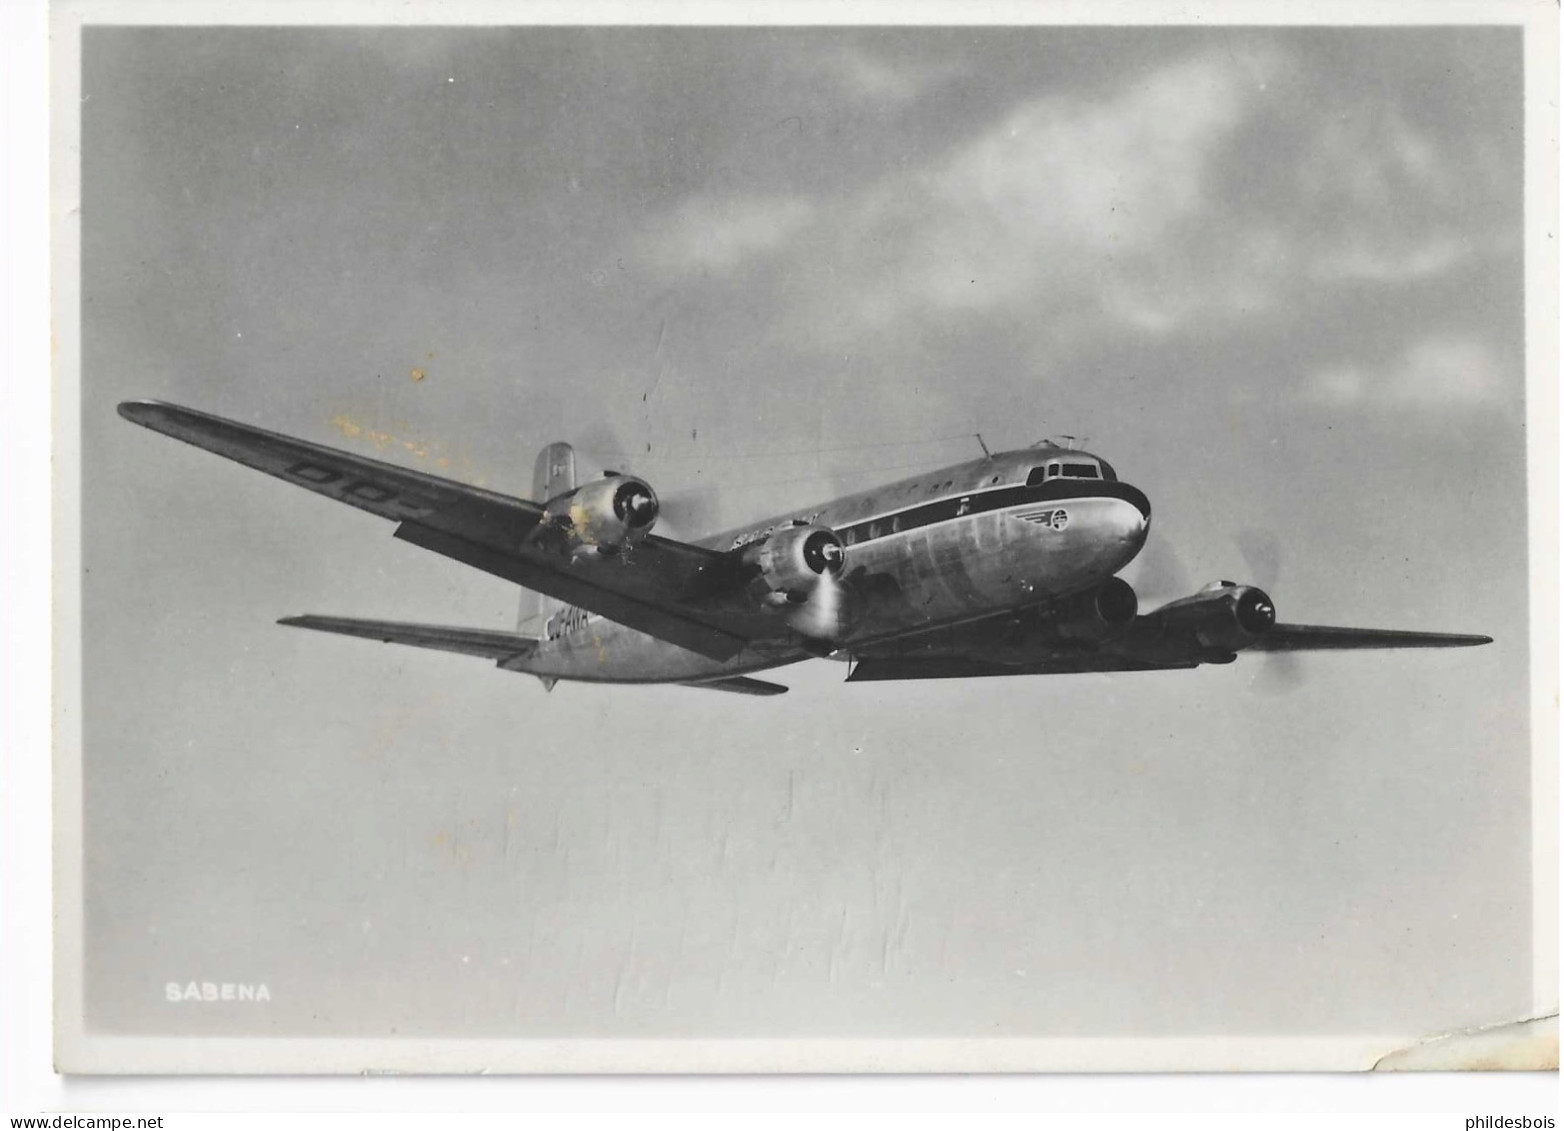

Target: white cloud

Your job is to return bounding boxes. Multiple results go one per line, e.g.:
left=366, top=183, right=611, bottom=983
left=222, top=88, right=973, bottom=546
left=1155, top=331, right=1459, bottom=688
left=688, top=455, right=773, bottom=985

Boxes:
left=1310, top=236, right=1470, bottom=284
left=642, top=42, right=1502, bottom=356
left=1299, top=105, right=1457, bottom=213
left=640, top=195, right=815, bottom=275
left=800, top=45, right=1287, bottom=341
left=809, top=44, right=962, bottom=104
left=1301, top=335, right=1508, bottom=412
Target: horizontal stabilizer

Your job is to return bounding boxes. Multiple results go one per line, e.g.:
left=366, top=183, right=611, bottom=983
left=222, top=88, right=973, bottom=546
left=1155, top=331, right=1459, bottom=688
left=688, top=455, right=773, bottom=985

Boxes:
left=683, top=675, right=790, bottom=696
left=278, top=615, right=539, bottom=662
left=1247, top=624, right=1493, bottom=651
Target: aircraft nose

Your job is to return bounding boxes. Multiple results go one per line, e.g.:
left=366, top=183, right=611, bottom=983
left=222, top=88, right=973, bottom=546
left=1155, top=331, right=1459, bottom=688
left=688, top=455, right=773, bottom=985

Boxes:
left=1113, top=497, right=1150, bottom=552
left=1110, top=482, right=1151, bottom=549
left=1118, top=482, right=1151, bottom=525
left=1095, top=484, right=1150, bottom=576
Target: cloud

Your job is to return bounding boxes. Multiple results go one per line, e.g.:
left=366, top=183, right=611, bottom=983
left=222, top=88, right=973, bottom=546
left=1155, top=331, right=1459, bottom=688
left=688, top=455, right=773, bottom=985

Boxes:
left=795, top=46, right=1283, bottom=340
left=1301, top=335, right=1508, bottom=412
left=639, top=194, right=815, bottom=275
left=812, top=44, right=960, bottom=104
left=639, top=40, right=1513, bottom=367
left=1309, top=237, right=1471, bottom=284
left=1297, top=104, right=1458, bottom=214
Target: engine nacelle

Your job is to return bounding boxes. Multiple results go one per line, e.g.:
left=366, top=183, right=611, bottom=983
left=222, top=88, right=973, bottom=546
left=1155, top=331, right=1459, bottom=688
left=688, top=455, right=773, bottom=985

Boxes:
left=1032, top=578, right=1139, bottom=644
left=1153, top=582, right=1276, bottom=652
left=543, top=473, right=659, bottom=552
left=740, top=524, right=845, bottom=602
left=738, top=524, right=855, bottom=645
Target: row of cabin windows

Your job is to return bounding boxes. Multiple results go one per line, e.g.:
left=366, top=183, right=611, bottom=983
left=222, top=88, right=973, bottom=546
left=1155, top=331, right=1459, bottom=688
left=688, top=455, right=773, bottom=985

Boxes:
left=844, top=514, right=905, bottom=545
left=839, top=457, right=1119, bottom=546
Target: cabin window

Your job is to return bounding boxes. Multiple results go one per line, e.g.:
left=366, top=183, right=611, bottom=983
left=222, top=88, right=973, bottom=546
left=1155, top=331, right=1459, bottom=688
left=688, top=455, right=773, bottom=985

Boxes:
left=844, top=529, right=857, bottom=546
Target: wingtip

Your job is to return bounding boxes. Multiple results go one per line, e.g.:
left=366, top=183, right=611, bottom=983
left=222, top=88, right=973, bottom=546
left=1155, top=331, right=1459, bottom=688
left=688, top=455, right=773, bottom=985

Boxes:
left=1451, top=633, right=1495, bottom=647
left=117, top=398, right=173, bottom=425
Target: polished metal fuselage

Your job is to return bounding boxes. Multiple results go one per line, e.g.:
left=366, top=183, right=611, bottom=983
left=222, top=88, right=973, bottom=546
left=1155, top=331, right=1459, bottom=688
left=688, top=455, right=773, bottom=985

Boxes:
left=511, top=448, right=1150, bottom=684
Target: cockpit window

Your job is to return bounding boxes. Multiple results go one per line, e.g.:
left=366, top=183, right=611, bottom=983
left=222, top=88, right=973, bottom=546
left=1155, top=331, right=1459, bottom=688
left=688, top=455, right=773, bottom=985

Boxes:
left=1097, top=459, right=1117, bottom=482
left=1029, top=460, right=1102, bottom=484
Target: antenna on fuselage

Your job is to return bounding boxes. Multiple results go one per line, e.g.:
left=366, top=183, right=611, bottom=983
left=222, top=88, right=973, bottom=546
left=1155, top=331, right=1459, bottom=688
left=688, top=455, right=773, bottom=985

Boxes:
left=974, top=433, right=991, bottom=458
left=1030, top=434, right=1087, bottom=451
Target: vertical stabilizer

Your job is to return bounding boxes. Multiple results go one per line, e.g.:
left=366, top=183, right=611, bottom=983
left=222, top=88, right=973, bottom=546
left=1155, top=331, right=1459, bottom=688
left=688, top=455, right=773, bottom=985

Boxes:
left=520, top=442, right=576, bottom=631
left=533, top=442, right=577, bottom=504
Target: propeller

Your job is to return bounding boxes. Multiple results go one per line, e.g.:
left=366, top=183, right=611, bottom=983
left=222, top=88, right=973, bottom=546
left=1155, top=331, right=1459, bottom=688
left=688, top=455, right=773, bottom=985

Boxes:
left=787, top=567, right=855, bottom=649
left=575, top=423, right=726, bottom=538
left=1123, top=527, right=1193, bottom=609
left=1234, top=527, right=1302, bottom=695
left=1127, top=524, right=1301, bottom=693
left=1235, top=528, right=1283, bottom=591
left=571, top=420, right=626, bottom=469
left=654, top=483, right=726, bottom=540
left=611, top=480, right=658, bottom=530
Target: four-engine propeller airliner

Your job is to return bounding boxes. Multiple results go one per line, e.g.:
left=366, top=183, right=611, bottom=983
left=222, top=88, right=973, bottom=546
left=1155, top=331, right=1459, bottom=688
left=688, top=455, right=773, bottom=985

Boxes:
left=119, top=400, right=1491, bottom=696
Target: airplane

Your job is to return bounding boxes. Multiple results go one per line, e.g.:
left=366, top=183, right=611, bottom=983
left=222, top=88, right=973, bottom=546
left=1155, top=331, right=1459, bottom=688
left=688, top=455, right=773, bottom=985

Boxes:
left=117, top=400, right=1492, bottom=697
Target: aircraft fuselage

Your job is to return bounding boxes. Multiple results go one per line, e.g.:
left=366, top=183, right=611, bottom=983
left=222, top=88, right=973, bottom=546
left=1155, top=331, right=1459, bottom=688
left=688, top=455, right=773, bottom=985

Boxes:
left=516, top=447, right=1150, bottom=684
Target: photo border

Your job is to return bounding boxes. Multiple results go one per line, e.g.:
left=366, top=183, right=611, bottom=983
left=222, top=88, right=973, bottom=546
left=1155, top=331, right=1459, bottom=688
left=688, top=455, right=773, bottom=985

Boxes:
left=47, top=0, right=1560, bottom=1077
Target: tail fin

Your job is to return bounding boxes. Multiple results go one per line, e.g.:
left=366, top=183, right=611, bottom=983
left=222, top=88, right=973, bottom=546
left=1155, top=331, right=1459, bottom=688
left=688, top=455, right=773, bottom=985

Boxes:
left=520, top=442, right=577, bottom=631
left=534, top=441, right=577, bottom=503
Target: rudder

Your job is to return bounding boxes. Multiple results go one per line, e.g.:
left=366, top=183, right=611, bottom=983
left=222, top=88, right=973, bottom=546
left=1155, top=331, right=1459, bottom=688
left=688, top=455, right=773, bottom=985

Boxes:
left=519, top=442, right=577, bottom=631
left=533, top=442, right=576, bottom=504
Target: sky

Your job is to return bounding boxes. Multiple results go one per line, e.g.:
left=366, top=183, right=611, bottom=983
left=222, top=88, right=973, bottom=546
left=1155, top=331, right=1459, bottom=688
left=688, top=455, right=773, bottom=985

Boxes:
left=77, top=25, right=1533, bottom=1041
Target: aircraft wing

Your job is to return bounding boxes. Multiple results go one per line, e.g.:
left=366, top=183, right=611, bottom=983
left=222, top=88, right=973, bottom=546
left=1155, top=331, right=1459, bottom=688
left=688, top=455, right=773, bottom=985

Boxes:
left=847, top=597, right=1490, bottom=681
left=120, top=401, right=763, bottom=660
left=847, top=655, right=1192, bottom=682
left=1244, top=624, right=1493, bottom=650
left=118, top=400, right=544, bottom=542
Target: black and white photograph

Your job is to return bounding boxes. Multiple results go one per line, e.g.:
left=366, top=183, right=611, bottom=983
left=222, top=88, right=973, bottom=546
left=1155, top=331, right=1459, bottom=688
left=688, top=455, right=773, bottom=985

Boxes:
left=43, top=0, right=1557, bottom=1081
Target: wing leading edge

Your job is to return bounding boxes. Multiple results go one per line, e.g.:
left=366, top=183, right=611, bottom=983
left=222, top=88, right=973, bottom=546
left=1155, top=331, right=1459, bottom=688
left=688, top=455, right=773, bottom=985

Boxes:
left=117, top=399, right=543, bottom=540
left=120, top=400, right=764, bottom=661
left=1246, top=624, right=1493, bottom=651
left=847, top=602, right=1490, bottom=683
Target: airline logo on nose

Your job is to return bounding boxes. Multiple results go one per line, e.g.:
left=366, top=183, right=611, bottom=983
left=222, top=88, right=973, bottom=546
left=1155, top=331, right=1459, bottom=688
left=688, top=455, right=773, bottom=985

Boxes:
left=1018, top=507, right=1070, bottom=531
